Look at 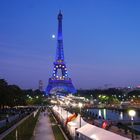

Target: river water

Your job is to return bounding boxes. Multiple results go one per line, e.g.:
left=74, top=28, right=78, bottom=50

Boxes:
left=88, top=108, right=140, bottom=121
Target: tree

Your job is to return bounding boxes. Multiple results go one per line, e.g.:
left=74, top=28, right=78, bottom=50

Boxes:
left=0, top=79, right=8, bottom=108
left=0, top=79, right=27, bottom=108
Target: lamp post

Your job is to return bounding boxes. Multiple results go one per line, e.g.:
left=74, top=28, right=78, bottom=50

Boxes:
left=60, top=104, right=63, bottom=123
left=128, top=109, right=136, bottom=140
left=78, top=102, right=83, bottom=128
left=90, top=94, right=93, bottom=105
left=66, top=101, right=69, bottom=119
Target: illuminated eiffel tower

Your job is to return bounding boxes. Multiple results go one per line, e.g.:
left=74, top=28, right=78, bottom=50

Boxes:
left=46, top=11, right=76, bottom=95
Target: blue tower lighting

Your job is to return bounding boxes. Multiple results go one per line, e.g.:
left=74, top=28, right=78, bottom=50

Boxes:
left=46, top=11, right=76, bottom=95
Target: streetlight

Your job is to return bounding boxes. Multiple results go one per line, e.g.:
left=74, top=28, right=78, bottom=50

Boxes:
left=90, top=94, right=93, bottom=105
left=78, top=102, right=83, bottom=128
left=128, top=109, right=136, bottom=140
left=60, top=102, right=63, bottom=123
left=66, top=101, right=69, bottom=119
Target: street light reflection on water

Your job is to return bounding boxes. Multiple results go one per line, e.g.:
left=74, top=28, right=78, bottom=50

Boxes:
left=98, top=109, right=106, bottom=119
left=90, top=108, right=139, bottom=121
left=103, top=109, right=106, bottom=119
left=119, top=112, right=123, bottom=120
left=98, top=109, right=101, bottom=117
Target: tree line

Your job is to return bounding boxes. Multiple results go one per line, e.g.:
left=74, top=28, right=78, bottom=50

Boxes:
left=77, top=88, right=140, bottom=104
left=0, top=79, right=45, bottom=109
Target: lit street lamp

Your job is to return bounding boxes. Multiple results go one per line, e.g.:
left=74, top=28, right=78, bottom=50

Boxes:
left=60, top=102, right=63, bottom=122
left=78, top=102, right=83, bottom=128
left=128, top=109, right=136, bottom=140
left=66, top=101, right=69, bottom=119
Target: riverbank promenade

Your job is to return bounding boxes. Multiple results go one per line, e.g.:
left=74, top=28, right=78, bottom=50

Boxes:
left=32, top=109, right=55, bottom=140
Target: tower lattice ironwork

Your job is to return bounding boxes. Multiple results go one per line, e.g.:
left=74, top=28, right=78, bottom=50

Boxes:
left=46, top=11, right=76, bottom=95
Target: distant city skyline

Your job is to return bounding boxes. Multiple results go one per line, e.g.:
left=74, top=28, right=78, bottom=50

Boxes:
left=0, top=0, right=140, bottom=89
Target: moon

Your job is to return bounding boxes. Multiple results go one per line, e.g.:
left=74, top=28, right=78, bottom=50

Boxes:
left=52, top=34, right=56, bottom=39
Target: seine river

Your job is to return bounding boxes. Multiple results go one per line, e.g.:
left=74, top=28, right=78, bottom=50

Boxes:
left=88, top=108, right=140, bottom=121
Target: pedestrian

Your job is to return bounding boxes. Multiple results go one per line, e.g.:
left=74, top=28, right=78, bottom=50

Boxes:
left=44, top=112, right=46, bottom=116
left=6, top=114, right=9, bottom=124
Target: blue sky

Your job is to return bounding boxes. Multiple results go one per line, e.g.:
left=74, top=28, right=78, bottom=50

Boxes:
left=0, top=0, right=140, bottom=89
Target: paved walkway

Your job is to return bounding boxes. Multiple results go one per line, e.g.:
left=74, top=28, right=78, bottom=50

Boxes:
left=32, top=109, right=55, bottom=140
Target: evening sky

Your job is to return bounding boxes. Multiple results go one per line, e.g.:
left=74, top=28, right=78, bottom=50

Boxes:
left=0, top=0, right=140, bottom=89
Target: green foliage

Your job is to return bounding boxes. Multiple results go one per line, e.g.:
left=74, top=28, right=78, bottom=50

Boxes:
left=49, top=114, right=55, bottom=123
left=52, top=125, right=65, bottom=140
left=77, top=88, right=124, bottom=103
left=49, top=111, right=65, bottom=140
left=128, top=90, right=140, bottom=95
left=0, top=79, right=47, bottom=107
left=0, top=79, right=26, bottom=108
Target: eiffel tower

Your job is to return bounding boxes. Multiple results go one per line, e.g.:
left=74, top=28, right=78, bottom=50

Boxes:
left=46, top=11, right=76, bottom=95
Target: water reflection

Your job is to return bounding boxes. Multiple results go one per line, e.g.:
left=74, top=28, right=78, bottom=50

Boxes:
left=103, top=109, right=106, bottom=119
left=98, top=109, right=106, bottom=119
left=89, top=108, right=140, bottom=121
left=119, top=112, right=123, bottom=120
left=98, top=109, right=101, bottom=117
